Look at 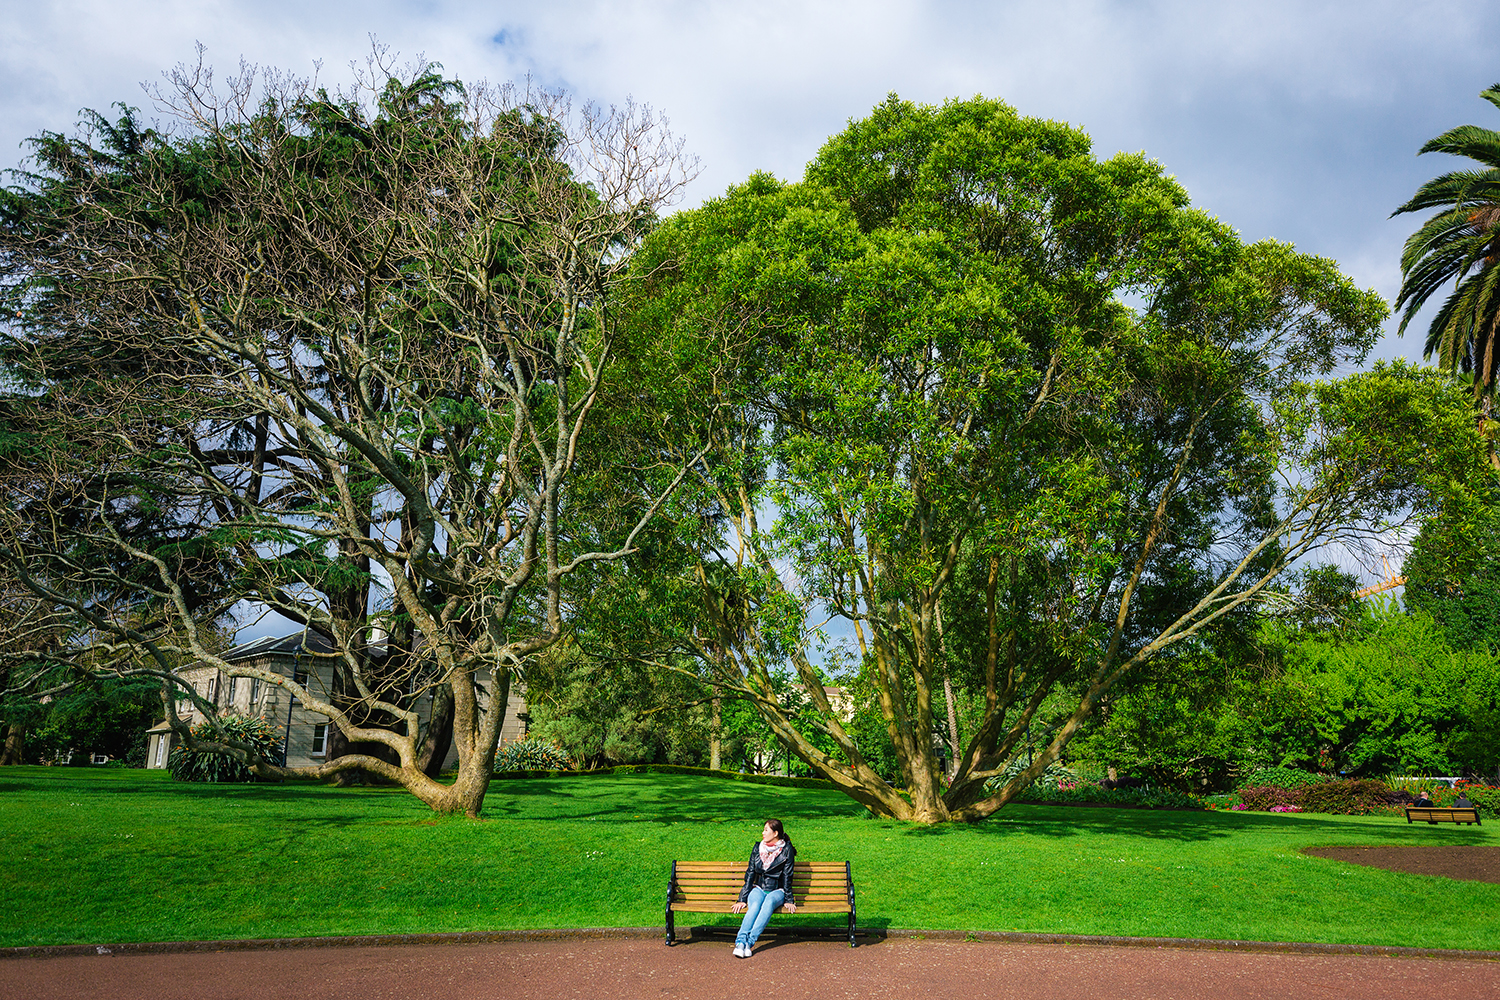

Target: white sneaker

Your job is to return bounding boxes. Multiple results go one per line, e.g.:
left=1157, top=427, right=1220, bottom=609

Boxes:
left=732, top=945, right=743, bottom=957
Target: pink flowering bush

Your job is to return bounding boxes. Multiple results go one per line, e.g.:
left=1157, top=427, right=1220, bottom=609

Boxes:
left=1234, top=784, right=1303, bottom=811
left=1232, top=778, right=1410, bottom=815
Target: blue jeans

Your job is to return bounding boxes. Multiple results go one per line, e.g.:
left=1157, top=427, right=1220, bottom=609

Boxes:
left=735, top=887, right=785, bottom=948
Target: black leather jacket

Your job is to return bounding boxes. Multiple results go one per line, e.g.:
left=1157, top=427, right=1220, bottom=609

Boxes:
left=737, top=840, right=797, bottom=904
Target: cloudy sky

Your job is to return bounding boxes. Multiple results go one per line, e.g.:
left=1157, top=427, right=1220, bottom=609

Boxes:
left=5, top=0, right=1497, bottom=364
left=3, top=1, right=1495, bottom=626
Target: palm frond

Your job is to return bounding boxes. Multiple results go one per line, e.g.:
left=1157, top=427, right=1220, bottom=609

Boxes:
left=1417, top=124, right=1500, bottom=168
left=1393, top=85, right=1500, bottom=407
left=1391, top=169, right=1500, bottom=217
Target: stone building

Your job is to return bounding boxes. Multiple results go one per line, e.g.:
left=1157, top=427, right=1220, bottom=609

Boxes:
left=145, top=631, right=528, bottom=770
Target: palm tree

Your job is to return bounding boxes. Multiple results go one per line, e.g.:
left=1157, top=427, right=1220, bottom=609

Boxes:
left=1392, top=82, right=1500, bottom=467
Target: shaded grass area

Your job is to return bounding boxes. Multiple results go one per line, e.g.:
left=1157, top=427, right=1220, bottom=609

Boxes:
left=1, top=767, right=1496, bottom=950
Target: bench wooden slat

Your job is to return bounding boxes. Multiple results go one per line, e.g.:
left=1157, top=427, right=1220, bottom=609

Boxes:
left=673, top=880, right=848, bottom=888
left=675, top=863, right=852, bottom=869
left=669, top=902, right=852, bottom=913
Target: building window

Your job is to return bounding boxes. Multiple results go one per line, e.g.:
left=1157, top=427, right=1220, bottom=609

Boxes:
left=206, top=676, right=218, bottom=703
left=250, top=677, right=262, bottom=705
left=153, top=736, right=166, bottom=766
left=311, top=723, right=328, bottom=756
left=227, top=677, right=239, bottom=705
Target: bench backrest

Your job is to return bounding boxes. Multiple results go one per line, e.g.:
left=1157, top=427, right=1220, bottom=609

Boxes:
left=1406, top=807, right=1480, bottom=822
left=671, top=860, right=853, bottom=913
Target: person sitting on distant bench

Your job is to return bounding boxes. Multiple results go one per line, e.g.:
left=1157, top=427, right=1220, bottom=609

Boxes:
left=1452, top=794, right=1473, bottom=809
left=1413, top=791, right=1435, bottom=807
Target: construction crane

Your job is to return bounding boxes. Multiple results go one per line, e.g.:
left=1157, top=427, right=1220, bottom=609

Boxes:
left=1353, top=555, right=1406, bottom=599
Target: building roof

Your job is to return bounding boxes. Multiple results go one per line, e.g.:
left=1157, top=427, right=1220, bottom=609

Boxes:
left=219, top=630, right=338, bottom=662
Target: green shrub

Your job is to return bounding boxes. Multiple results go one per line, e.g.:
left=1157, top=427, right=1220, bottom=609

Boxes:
left=493, top=738, right=572, bottom=772
left=1233, top=778, right=1399, bottom=815
left=166, top=716, right=282, bottom=783
left=120, top=737, right=148, bottom=769
left=1020, top=781, right=1204, bottom=810
left=982, top=758, right=1077, bottom=795
left=1238, top=766, right=1322, bottom=789
left=1234, top=785, right=1304, bottom=811
left=1297, top=779, right=1393, bottom=815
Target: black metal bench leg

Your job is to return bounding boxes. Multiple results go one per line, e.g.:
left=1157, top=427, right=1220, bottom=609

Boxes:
left=665, top=861, right=677, bottom=945
left=846, top=860, right=857, bottom=948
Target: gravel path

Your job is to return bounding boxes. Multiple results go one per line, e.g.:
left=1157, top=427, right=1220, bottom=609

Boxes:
left=4, top=935, right=1498, bottom=1000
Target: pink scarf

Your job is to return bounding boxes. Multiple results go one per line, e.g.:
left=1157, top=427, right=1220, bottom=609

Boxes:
left=758, top=839, right=784, bottom=867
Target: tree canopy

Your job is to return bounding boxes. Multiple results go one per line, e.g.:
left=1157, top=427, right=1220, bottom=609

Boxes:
left=622, top=95, right=1482, bottom=822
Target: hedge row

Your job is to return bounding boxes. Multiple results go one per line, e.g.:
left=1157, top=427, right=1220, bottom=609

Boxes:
left=1230, top=778, right=1500, bottom=815
left=490, top=763, right=838, bottom=789
left=1235, top=779, right=1394, bottom=814
left=1019, top=782, right=1205, bottom=810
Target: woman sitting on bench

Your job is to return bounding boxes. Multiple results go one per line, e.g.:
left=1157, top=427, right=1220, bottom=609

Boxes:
left=729, top=819, right=797, bottom=957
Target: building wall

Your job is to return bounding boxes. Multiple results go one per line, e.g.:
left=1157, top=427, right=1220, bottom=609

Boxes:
left=145, top=654, right=528, bottom=771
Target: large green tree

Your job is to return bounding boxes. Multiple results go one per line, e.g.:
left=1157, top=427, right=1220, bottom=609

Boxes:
left=1392, top=82, right=1500, bottom=467
left=628, top=95, right=1474, bottom=823
left=0, top=54, right=701, bottom=816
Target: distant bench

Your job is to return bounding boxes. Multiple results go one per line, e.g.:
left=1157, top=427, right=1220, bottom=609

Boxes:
left=664, top=860, right=858, bottom=948
left=1405, top=807, right=1481, bottom=826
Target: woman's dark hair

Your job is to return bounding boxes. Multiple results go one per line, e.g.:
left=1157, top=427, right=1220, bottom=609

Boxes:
left=766, top=818, right=790, bottom=846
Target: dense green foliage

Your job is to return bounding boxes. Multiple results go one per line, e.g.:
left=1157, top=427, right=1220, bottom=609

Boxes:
left=1069, top=597, right=1500, bottom=788
left=18, top=678, right=158, bottom=764
left=1239, top=766, right=1325, bottom=790
left=492, top=738, right=573, bottom=772
left=1405, top=488, right=1500, bottom=653
left=166, top=716, right=282, bottom=782
left=1, top=769, right=1496, bottom=950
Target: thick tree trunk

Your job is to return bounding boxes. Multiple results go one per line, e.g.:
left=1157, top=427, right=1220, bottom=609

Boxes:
left=942, top=675, right=961, bottom=780
left=710, top=691, right=721, bottom=771
left=1, top=723, right=23, bottom=765
left=417, top=685, right=455, bottom=779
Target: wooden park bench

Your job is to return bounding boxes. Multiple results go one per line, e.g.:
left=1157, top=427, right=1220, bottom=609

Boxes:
left=1405, top=806, right=1482, bottom=826
left=664, top=860, right=858, bottom=947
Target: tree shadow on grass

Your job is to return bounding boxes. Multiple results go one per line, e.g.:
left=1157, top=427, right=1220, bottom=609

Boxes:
left=890, top=804, right=1497, bottom=847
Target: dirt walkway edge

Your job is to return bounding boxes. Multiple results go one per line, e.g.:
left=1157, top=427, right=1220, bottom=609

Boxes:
left=5, top=927, right=1497, bottom=963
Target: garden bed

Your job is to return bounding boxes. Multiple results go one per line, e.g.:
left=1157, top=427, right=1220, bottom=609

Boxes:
left=1302, top=846, right=1500, bottom=884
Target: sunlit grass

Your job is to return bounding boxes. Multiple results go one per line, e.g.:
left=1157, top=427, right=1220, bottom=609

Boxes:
left=1, top=767, right=1495, bottom=949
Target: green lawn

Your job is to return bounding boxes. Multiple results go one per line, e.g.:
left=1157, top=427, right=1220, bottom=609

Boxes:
left=1, top=767, right=1496, bottom=950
